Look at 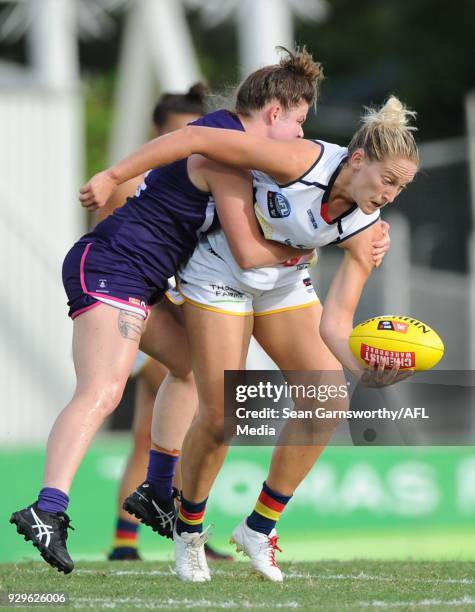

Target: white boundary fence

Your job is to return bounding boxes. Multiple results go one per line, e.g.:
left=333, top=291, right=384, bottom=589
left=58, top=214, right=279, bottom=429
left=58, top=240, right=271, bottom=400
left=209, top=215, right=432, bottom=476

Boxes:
left=0, top=90, right=83, bottom=443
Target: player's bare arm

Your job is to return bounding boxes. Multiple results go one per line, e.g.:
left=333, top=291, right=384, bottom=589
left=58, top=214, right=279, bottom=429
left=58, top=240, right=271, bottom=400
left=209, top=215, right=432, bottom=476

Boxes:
left=79, top=128, right=321, bottom=210
left=320, top=229, right=375, bottom=374
left=185, top=127, right=321, bottom=184
left=94, top=174, right=144, bottom=223
left=321, top=223, right=410, bottom=385
left=94, top=175, right=145, bottom=223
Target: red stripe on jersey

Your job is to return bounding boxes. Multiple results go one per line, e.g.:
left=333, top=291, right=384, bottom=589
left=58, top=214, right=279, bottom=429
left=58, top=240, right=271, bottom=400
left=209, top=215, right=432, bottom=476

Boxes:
left=321, top=202, right=332, bottom=224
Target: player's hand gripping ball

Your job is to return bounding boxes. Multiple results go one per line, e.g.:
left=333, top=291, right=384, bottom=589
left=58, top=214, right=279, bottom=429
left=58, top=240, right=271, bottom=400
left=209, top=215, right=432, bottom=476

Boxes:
left=349, top=315, right=444, bottom=371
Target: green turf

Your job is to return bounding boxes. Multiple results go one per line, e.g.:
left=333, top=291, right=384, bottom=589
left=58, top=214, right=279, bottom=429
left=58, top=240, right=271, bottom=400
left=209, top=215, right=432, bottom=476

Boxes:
left=273, top=528, right=475, bottom=562
left=96, top=528, right=475, bottom=563
left=0, top=560, right=474, bottom=610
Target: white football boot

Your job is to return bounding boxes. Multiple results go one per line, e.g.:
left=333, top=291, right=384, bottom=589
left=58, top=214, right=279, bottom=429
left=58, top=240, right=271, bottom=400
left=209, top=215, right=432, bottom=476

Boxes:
left=174, top=525, right=211, bottom=582
left=230, top=519, right=283, bottom=582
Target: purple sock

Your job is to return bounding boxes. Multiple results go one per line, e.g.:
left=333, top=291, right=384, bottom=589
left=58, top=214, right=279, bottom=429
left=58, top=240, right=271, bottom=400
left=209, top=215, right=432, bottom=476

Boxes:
left=146, top=450, right=179, bottom=501
left=37, top=487, right=69, bottom=514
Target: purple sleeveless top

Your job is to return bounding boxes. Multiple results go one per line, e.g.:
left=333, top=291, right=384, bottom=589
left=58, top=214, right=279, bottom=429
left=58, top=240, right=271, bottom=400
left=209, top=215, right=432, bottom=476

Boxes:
left=82, top=110, right=244, bottom=289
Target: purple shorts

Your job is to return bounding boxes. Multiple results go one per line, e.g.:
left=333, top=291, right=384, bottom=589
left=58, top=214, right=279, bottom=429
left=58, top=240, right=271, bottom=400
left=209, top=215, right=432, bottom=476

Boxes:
left=62, top=240, right=162, bottom=319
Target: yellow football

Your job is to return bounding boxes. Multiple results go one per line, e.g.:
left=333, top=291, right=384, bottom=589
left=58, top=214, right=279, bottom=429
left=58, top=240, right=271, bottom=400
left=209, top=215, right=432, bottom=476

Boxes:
left=349, top=315, right=444, bottom=371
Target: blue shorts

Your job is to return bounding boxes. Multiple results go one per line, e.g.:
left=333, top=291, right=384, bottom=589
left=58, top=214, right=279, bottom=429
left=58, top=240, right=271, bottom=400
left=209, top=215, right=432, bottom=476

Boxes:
left=62, top=240, right=164, bottom=319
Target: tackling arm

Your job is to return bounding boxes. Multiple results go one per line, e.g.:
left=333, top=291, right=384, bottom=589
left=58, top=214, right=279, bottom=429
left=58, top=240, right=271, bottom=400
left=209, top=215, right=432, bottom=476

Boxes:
left=94, top=175, right=145, bottom=223
left=201, top=159, right=314, bottom=269
left=79, top=127, right=320, bottom=210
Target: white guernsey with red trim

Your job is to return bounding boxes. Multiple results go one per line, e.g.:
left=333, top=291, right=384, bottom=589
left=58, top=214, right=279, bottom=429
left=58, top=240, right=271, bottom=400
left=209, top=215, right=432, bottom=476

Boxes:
left=197, top=140, right=380, bottom=291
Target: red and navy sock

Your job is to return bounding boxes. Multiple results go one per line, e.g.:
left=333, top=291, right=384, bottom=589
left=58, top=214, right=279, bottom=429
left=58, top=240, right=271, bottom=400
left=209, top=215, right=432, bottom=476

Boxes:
left=146, top=448, right=179, bottom=501
left=246, top=481, right=292, bottom=535
left=37, top=487, right=69, bottom=514
left=175, top=496, right=207, bottom=535
left=110, top=518, right=139, bottom=555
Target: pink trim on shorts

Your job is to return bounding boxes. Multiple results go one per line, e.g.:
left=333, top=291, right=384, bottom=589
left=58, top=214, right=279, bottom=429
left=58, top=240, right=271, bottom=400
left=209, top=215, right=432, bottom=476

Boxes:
left=80, top=242, right=92, bottom=293
left=71, top=301, right=102, bottom=320
left=79, top=242, right=149, bottom=318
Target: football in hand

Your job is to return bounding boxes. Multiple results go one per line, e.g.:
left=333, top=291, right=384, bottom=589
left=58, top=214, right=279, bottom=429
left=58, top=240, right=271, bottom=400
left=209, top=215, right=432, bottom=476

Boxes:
left=349, top=315, right=444, bottom=371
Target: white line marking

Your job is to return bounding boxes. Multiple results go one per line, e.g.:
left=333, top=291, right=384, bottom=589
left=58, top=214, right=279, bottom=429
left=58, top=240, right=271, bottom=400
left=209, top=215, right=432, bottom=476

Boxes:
left=22, top=567, right=475, bottom=585
left=69, top=595, right=475, bottom=610
left=357, top=596, right=475, bottom=608
left=284, top=571, right=475, bottom=585
left=71, top=597, right=301, bottom=609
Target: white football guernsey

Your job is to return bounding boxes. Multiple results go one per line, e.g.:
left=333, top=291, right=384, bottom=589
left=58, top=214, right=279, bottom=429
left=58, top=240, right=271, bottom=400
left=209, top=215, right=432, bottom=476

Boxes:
left=203, top=140, right=380, bottom=290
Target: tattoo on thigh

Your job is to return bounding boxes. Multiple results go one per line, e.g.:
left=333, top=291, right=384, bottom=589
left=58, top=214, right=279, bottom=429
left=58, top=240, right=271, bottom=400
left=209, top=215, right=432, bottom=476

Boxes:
left=118, top=310, right=144, bottom=342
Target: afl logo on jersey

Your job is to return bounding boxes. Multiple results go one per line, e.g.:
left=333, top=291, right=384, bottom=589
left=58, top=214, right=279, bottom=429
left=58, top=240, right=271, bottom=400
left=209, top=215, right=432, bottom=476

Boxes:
left=267, top=191, right=291, bottom=218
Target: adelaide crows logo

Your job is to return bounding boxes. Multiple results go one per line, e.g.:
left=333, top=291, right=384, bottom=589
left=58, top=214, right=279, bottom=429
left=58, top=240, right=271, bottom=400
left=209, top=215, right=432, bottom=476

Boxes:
left=267, top=191, right=291, bottom=218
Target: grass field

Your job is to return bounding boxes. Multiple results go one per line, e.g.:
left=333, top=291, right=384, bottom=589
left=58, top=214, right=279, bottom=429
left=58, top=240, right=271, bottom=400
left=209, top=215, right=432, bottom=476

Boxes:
left=1, top=560, right=474, bottom=610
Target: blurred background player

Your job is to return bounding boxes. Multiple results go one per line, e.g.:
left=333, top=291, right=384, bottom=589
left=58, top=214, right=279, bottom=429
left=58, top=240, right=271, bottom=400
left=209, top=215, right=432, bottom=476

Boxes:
left=96, top=84, right=232, bottom=562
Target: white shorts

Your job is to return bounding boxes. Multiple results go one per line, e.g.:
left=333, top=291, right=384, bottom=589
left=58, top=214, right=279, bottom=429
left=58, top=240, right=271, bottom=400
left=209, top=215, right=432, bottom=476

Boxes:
left=164, top=277, right=185, bottom=306
left=177, top=239, right=319, bottom=316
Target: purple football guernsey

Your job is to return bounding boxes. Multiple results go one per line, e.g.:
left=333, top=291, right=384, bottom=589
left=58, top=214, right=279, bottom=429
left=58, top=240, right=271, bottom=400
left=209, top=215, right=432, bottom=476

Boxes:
left=62, top=110, right=244, bottom=319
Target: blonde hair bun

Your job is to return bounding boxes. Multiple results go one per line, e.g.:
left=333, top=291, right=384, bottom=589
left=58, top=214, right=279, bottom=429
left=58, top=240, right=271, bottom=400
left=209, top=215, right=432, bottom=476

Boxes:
left=362, top=96, right=417, bottom=132
left=348, top=95, right=419, bottom=164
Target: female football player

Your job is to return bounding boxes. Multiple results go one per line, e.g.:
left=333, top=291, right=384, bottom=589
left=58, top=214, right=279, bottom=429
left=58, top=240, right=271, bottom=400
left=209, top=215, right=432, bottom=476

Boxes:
left=98, top=84, right=232, bottom=562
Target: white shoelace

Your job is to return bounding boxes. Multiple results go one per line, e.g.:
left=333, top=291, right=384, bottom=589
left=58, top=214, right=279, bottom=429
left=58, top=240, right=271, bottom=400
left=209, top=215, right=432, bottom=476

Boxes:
left=182, top=526, right=212, bottom=574
left=187, top=541, right=206, bottom=573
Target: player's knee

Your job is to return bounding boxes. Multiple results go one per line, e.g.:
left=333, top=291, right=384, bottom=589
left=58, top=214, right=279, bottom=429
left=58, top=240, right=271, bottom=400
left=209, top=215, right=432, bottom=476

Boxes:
left=83, top=380, right=126, bottom=417
left=312, top=394, right=349, bottom=435
left=207, top=420, right=226, bottom=444
left=167, top=364, right=194, bottom=381
left=198, top=410, right=226, bottom=443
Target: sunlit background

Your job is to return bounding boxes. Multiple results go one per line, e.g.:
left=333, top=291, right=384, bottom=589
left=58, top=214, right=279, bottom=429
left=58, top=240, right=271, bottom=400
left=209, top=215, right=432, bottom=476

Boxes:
left=1, top=0, right=474, bottom=563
